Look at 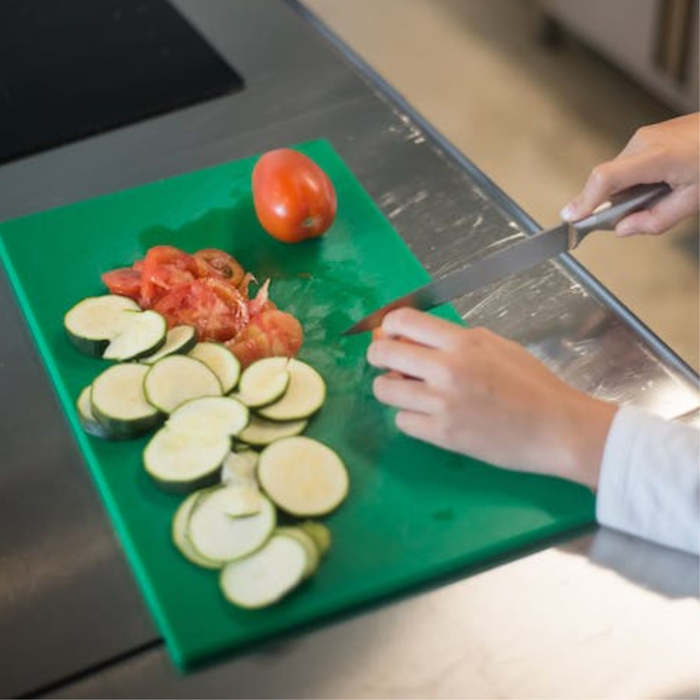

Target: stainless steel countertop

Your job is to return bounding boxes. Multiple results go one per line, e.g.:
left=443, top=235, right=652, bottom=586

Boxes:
left=0, top=1, right=697, bottom=697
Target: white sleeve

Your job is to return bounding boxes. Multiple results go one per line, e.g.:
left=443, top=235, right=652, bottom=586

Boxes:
left=596, top=406, right=700, bottom=555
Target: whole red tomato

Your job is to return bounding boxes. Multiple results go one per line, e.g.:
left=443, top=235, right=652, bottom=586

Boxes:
left=252, top=149, right=337, bottom=243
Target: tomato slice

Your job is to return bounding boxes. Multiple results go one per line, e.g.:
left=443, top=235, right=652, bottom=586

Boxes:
left=101, top=267, right=142, bottom=301
left=153, top=279, right=249, bottom=342
left=140, top=246, right=197, bottom=307
left=227, top=309, right=302, bottom=367
left=193, top=249, right=245, bottom=286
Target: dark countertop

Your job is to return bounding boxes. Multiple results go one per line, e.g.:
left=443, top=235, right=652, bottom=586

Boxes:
left=0, top=1, right=697, bottom=697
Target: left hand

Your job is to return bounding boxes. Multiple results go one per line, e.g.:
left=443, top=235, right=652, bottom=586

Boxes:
left=367, top=308, right=617, bottom=489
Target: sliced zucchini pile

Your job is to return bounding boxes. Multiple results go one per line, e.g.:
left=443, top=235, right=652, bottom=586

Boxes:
left=144, top=355, right=222, bottom=414
left=188, top=342, right=241, bottom=394
left=170, top=435, right=342, bottom=608
left=141, top=325, right=197, bottom=364
left=64, top=295, right=167, bottom=361
left=160, top=356, right=345, bottom=607
left=144, top=396, right=248, bottom=490
left=66, top=287, right=345, bottom=611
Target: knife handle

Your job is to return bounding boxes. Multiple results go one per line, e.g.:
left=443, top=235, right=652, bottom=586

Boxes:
left=569, top=182, right=672, bottom=247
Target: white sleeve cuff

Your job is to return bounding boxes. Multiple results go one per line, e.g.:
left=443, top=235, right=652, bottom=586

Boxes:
left=596, top=406, right=700, bottom=555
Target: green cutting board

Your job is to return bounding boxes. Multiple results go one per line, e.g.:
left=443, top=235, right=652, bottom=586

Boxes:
left=0, top=140, right=594, bottom=669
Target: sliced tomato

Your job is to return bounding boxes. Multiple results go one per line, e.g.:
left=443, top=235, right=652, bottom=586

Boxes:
left=101, top=267, right=142, bottom=301
left=140, top=245, right=197, bottom=307
left=193, top=249, right=245, bottom=286
left=153, top=279, right=248, bottom=342
left=227, top=309, right=303, bottom=367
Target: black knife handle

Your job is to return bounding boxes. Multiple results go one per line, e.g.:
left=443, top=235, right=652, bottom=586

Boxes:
left=570, top=182, right=672, bottom=247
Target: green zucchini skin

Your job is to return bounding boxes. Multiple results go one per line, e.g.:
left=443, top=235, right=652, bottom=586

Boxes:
left=92, top=404, right=163, bottom=439
left=66, top=333, right=108, bottom=357
left=63, top=294, right=141, bottom=357
left=144, top=460, right=223, bottom=494
left=142, top=427, right=230, bottom=493
left=171, top=491, right=225, bottom=569
left=102, top=310, right=168, bottom=362
left=256, top=360, right=326, bottom=422
left=237, top=415, right=308, bottom=447
left=76, top=386, right=115, bottom=439
left=141, top=325, right=198, bottom=364
left=188, top=342, right=241, bottom=395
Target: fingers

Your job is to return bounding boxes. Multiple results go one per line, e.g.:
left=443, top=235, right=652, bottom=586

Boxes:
left=615, top=185, right=699, bottom=236
left=373, top=374, right=443, bottom=414
left=394, top=411, right=442, bottom=444
left=381, top=307, right=460, bottom=349
left=367, top=337, right=443, bottom=380
left=560, top=152, right=662, bottom=222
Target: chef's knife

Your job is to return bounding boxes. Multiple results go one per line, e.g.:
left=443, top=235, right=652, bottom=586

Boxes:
left=342, top=182, right=671, bottom=335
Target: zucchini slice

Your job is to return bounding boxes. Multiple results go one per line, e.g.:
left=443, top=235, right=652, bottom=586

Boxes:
left=220, top=485, right=263, bottom=517
left=167, top=396, right=249, bottom=439
left=171, top=491, right=221, bottom=569
left=91, top=364, right=162, bottom=438
left=237, top=414, right=307, bottom=447
left=258, top=437, right=348, bottom=516
left=219, top=533, right=307, bottom=609
left=143, top=427, right=230, bottom=491
left=275, top=526, right=320, bottom=578
left=188, top=342, right=241, bottom=394
left=221, top=450, right=259, bottom=488
left=236, top=357, right=290, bottom=408
left=64, top=295, right=140, bottom=356
left=76, top=385, right=113, bottom=439
left=144, top=355, right=222, bottom=414
left=188, top=486, right=276, bottom=564
left=141, top=325, right=197, bottom=364
left=257, top=359, right=325, bottom=421
left=300, top=520, right=332, bottom=557
left=103, top=310, right=167, bottom=361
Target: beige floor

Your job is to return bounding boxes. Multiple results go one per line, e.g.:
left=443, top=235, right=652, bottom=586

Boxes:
left=305, top=0, right=699, bottom=370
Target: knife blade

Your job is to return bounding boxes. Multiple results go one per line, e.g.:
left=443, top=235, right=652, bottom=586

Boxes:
left=342, top=182, right=670, bottom=336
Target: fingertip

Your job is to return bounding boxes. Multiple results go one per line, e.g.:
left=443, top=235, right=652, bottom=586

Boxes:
left=560, top=203, right=577, bottom=221
left=366, top=341, right=379, bottom=365
left=382, top=306, right=414, bottom=334
left=372, top=374, right=384, bottom=396
left=395, top=410, right=409, bottom=430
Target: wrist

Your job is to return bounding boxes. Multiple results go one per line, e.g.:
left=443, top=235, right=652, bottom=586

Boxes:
left=561, top=393, right=618, bottom=490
